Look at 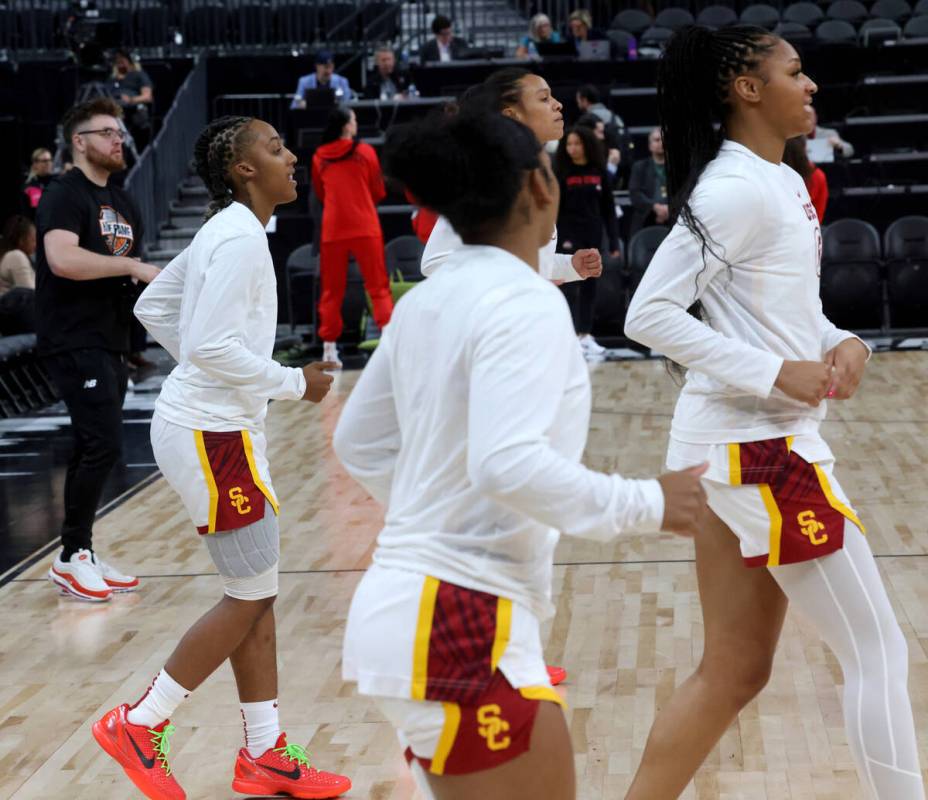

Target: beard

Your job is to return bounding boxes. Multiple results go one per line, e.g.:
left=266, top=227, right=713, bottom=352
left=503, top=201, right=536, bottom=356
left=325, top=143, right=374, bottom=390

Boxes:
left=86, top=146, right=126, bottom=173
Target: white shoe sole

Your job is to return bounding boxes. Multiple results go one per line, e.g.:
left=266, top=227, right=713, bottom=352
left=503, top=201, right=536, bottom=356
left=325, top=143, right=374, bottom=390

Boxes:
left=104, top=582, right=140, bottom=593
left=48, top=568, right=112, bottom=602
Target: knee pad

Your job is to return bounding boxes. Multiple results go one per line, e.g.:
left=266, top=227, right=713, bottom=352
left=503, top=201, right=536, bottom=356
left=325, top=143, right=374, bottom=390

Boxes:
left=220, top=565, right=278, bottom=601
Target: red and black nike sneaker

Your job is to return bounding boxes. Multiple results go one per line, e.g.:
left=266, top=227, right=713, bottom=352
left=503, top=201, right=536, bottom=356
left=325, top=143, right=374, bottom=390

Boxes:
left=232, top=733, right=350, bottom=799
left=92, top=704, right=185, bottom=800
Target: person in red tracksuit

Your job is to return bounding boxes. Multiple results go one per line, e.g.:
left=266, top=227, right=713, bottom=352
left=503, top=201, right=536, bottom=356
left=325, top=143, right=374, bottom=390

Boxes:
left=311, top=106, right=393, bottom=366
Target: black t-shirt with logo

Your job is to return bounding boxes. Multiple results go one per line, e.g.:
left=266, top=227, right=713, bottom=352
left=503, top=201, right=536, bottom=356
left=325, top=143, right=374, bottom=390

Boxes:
left=35, top=167, right=143, bottom=355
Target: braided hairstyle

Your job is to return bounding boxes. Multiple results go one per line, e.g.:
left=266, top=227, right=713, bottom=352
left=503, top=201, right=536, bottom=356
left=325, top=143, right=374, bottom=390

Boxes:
left=193, top=116, right=257, bottom=220
left=658, top=25, right=776, bottom=266
left=457, top=67, right=531, bottom=115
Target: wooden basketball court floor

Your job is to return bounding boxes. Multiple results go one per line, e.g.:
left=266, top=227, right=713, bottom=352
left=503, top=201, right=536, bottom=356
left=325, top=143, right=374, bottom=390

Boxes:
left=2, top=351, right=927, bottom=800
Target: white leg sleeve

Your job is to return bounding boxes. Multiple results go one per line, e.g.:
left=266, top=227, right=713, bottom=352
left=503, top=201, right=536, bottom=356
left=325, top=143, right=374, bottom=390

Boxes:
left=771, top=524, right=925, bottom=800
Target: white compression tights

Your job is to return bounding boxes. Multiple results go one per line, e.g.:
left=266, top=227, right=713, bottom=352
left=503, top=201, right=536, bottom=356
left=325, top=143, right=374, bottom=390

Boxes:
left=771, top=525, right=925, bottom=799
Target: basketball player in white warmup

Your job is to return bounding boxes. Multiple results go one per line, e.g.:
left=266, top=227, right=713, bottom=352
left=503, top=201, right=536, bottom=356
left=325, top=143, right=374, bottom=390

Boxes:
left=92, top=115, right=349, bottom=800
left=623, top=25, right=925, bottom=800
left=334, top=109, right=707, bottom=800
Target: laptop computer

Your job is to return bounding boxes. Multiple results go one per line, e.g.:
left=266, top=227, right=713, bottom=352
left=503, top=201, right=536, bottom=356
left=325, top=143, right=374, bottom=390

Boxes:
left=578, top=40, right=611, bottom=60
left=536, top=41, right=576, bottom=58
left=303, top=87, right=336, bottom=107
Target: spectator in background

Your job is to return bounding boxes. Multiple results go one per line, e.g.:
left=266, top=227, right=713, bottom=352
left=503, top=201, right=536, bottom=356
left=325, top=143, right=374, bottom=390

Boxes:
left=628, top=127, right=669, bottom=235
left=808, top=107, right=854, bottom=160
left=577, top=112, right=622, bottom=188
left=515, top=13, right=562, bottom=58
left=36, top=96, right=161, bottom=601
left=566, top=9, right=607, bottom=52
left=364, top=45, right=411, bottom=100
left=421, top=15, right=469, bottom=62
left=291, top=51, right=354, bottom=109
left=0, top=215, right=37, bottom=333
left=311, top=107, right=393, bottom=368
left=106, top=48, right=154, bottom=150
left=576, top=85, right=625, bottom=137
left=555, top=125, right=620, bottom=358
left=783, top=135, right=829, bottom=222
left=22, top=148, right=55, bottom=218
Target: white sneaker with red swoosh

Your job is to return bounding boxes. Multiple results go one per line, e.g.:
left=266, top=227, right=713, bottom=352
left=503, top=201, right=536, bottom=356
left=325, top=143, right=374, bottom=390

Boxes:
left=48, top=548, right=112, bottom=602
left=92, top=552, right=140, bottom=592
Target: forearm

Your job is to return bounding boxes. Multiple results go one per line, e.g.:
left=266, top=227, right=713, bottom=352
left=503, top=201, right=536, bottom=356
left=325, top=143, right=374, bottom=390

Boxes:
left=470, top=442, right=664, bottom=541
left=629, top=189, right=656, bottom=210
left=188, top=341, right=305, bottom=401
left=48, top=244, right=135, bottom=281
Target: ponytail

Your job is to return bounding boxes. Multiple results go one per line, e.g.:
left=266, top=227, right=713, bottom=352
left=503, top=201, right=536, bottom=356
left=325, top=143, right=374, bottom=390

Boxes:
left=658, top=25, right=775, bottom=254
left=458, top=67, right=531, bottom=115
left=193, top=116, right=256, bottom=220
left=384, top=111, right=543, bottom=243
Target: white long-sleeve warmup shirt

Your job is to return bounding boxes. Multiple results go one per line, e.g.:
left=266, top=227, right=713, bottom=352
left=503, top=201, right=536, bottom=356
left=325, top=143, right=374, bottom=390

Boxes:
left=134, top=202, right=306, bottom=432
left=420, top=214, right=583, bottom=282
left=624, top=140, right=864, bottom=456
left=334, top=244, right=664, bottom=620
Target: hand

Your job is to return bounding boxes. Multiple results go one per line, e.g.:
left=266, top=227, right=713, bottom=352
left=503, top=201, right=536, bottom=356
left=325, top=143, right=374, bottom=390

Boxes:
left=828, top=135, right=842, bottom=149
left=301, top=362, right=338, bottom=402
left=120, top=93, right=132, bottom=103
left=774, top=360, right=834, bottom=407
left=609, top=250, right=621, bottom=259
left=824, top=338, right=868, bottom=399
left=571, top=248, right=602, bottom=278
left=657, top=462, right=709, bottom=537
left=130, top=260, right=161, bottom=283
left=653, top=203, right=670, bottom=224
left=608, top=148, right=621, bottom=166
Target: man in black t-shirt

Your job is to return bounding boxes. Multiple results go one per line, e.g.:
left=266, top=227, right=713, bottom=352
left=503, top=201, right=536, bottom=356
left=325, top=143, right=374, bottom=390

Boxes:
left=36, top=96, right=160, bottom=602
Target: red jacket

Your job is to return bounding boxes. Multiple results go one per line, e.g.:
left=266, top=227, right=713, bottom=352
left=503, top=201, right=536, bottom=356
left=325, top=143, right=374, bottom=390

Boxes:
left=806, top=164, right=829, bottom=223
left=311, top=139, right=386, bottom=243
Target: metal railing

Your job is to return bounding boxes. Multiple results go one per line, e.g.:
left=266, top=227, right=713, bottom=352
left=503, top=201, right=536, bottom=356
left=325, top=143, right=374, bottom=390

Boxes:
left=125, top=55, right=206, bottom=250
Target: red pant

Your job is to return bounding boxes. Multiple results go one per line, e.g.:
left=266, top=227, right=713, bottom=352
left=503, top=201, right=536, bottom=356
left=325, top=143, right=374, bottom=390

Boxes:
left=318, top=236, right=393, bottom=342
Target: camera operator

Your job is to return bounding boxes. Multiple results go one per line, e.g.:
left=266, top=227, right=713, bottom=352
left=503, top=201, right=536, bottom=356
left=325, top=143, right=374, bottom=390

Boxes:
left=106, top=48, right=153, bottom=150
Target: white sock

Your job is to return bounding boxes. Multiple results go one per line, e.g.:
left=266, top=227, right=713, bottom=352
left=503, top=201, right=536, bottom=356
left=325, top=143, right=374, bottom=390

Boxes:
left=241, top=699, right=280, bottom=757
left=127, top=669, right=190, bottom=728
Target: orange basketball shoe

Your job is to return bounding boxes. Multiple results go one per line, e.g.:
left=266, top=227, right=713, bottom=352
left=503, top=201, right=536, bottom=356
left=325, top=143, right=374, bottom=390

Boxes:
left=547, top=665, right=567, bottom=686
left=232, top=733, right=351, bottom=799
left=92, top=704, right=185, bottom=800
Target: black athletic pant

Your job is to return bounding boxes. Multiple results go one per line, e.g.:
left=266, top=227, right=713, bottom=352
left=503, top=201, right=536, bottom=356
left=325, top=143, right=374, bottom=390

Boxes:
left=44, top=348, right=128, bottom=557
left=560, top=277, right=598, bottom=335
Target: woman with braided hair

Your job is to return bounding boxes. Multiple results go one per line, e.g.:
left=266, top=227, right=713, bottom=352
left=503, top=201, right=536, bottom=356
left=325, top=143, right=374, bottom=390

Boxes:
left=623, top=26, right=924, bottom=798
left=92, top=116, right=350, bottom=800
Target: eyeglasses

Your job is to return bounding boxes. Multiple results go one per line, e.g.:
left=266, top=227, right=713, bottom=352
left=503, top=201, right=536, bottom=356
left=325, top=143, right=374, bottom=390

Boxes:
left=75, top=128, right=126, bottom=141
left=34, top=157, right=53, bottom=163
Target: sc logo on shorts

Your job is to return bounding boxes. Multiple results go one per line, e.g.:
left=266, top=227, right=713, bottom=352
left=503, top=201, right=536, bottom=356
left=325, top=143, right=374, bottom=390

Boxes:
left=798, top=510, right=828, bottom=546
left=477, top=704, right=511, bottom=751
left=229, top=486, right=252, bottom=515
